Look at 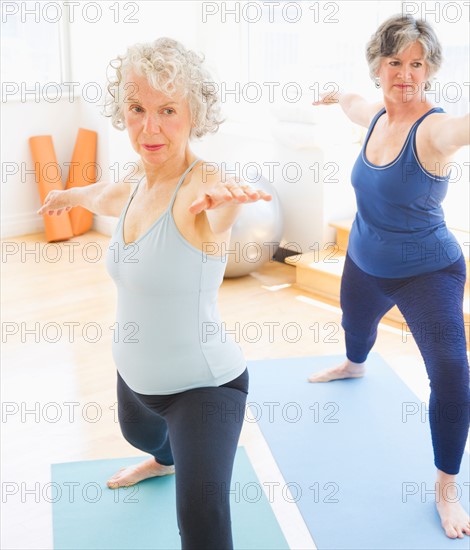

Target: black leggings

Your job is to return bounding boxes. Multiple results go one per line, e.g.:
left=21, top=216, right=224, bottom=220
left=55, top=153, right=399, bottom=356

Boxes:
left=116, top=368, right=249, bottom=550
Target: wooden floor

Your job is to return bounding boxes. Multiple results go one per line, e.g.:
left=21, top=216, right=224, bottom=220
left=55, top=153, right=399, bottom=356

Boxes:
left=2, top=231, right=467, bottom=549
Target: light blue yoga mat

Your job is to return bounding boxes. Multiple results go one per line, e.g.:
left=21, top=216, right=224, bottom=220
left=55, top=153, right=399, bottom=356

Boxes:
left=51, top=446, right=288, bottom=549
left=247, top=353, right=470, bottom=550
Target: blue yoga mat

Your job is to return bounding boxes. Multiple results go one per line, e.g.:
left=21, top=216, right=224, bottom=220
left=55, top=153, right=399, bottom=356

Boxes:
left=51, top=446, right=288, bottom=549
left=247, top=353, right=469, bottom=550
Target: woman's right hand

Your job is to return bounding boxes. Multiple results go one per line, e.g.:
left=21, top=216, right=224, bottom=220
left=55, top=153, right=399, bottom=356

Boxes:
left=37, top=190, right=73, bottom=216
left=312, top=90, right=340, bottom=106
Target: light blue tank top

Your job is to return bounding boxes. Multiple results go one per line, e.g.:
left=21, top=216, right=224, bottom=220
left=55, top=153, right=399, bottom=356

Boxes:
left=105, top=158, right=246, bottom=395
left=347, top=107, right=462, bottom=278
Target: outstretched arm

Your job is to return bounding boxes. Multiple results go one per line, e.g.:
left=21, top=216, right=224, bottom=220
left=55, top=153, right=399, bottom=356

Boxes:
left=313, top=91, right=384, bottom=128
left=37, top=180, right=131, bottom=217
left=188, top=172, right=272, bottom=234
left=428, top=113, right=470, bottom=157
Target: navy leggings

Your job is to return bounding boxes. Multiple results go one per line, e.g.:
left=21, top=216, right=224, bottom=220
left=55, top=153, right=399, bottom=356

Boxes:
left=116, top=368, right=249, bottom=550
left=340, top=253, right=469, bottom=475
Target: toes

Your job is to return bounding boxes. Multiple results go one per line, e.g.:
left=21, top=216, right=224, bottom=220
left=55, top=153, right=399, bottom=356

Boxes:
left=443, top=522, right=458, bottom=539
left=457, top=519, right=470, bottom=538
left=108, top=470, right=125, bottom=481
left=107, top=480, right=120, bottom=489
left=107, top=477, right=136, bottom=489
left=308, top=372, right=329, bottom=383
left=107, top=467, right=129, bottom=485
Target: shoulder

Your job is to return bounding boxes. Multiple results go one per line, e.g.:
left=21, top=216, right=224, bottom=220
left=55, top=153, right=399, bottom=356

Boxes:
left=417, top=109, right=469, bottom=156
left=419, top=108, right=450, bottom=128
left=127, top=161, right=146, bottom=197
left=185, top=160, right=239, bottom=190
left=416, top=108, right=452, bottom=140
left=351, top=100, right=384, bottom=128
left=126, top=179, right=136, bottom=196
left=365, top=102, right=386, bottom=127
left=115, top=179, right=136, bottom=205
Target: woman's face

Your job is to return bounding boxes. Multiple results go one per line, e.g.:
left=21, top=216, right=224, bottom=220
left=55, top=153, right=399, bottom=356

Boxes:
left=376, top=41, right=429, bottom=103
left=122, top=71, right=193, bottom=167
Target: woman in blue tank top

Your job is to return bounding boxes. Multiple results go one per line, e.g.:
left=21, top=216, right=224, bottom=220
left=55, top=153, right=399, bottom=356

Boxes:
left=38, top=38, right=271, bottom=549
left=310, top=15, right=469, bottom=539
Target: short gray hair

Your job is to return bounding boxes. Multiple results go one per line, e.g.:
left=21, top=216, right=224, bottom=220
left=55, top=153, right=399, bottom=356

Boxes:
left=102, top=37, right=224, bottom=139
left=366, top=14, right=442, bottom=89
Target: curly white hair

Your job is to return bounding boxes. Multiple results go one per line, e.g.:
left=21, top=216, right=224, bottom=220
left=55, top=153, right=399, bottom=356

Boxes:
left=102, top=37, right=224, bottom=139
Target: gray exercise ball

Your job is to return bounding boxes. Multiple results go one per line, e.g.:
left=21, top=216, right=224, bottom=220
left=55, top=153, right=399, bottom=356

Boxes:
left=224, top=172, right=284, bottom=278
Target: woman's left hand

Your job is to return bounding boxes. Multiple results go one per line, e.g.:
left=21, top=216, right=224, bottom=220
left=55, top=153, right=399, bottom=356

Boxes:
left=188, top=180, right=272, bottom=215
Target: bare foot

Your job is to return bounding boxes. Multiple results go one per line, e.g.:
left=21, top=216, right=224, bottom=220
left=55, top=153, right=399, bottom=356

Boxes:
left=107, top=457, right=175, bottom=489
left=436, top=471, right=470, bottom=539
left=308, top=359, right=365, bottom=383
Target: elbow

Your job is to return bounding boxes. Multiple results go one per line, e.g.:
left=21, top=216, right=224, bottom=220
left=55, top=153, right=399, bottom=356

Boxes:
left=208, top=220, right=234, bottom=235
left=207, top=205, right=242, bottom=234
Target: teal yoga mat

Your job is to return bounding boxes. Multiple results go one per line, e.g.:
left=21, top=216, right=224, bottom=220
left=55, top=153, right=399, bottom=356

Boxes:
left=247, top=353, right=470, bottom=550
left=51, top=446, right=288, bottom=549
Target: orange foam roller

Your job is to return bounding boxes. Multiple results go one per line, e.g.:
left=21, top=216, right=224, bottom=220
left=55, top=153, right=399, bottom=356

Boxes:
left=65, top=128, right=98, bottom=236
left=29, top=135, right=74, bottom=243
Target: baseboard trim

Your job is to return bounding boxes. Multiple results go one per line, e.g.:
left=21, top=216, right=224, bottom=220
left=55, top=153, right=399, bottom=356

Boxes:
left=1, top=214, right=118, bottom=240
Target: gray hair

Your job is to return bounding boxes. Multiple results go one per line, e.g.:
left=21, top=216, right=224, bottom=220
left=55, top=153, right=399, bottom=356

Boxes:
left=366, top=14, right=442, bottom=90
left=102, top=37, right=224, bottom=139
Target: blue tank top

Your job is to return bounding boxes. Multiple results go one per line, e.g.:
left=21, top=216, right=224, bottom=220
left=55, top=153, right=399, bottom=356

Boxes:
left=105, top=158, right=246, bottom=395
left=347, top=107, right=462, bottom=278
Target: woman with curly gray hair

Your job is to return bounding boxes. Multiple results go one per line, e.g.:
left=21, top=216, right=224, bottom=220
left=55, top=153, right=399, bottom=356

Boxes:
left=310, top=15, right=469, bottom=539
left=38, top=37, right=271, bottom=549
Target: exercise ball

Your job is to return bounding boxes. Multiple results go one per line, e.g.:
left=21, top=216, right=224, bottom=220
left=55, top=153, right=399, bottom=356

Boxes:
left=224, top=170, right=284, bottom=278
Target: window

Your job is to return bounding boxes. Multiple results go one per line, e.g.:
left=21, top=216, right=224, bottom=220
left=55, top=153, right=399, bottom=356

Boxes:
left=1, top=1, right=71, bottom=98
left=202, top=0, right=468, bottom=120
left=202, top=1, right=403, bottom=126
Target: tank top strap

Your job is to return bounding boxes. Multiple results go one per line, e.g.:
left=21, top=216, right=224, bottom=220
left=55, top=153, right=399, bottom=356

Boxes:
left=371, top=107, right=386, bottom=126
left=130, top=173, right=146, bottom=200
left=117, top=173, right=145, bottom=227
left=168, top=157, right=201, bottom=210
